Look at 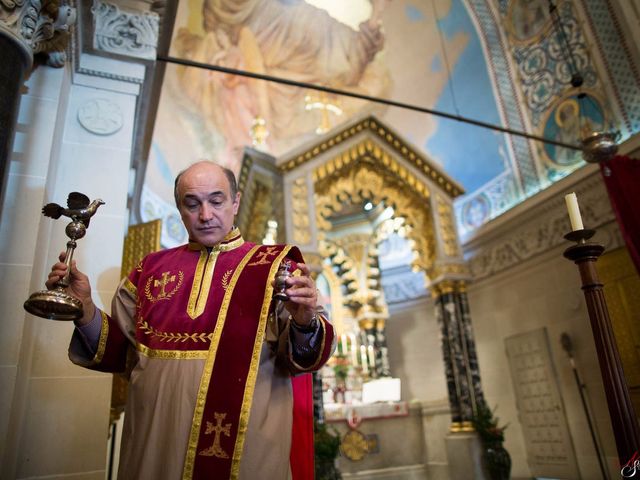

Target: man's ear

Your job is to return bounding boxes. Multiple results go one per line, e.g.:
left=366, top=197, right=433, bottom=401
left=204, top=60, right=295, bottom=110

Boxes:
left=232, top=191, right=241, bottom=215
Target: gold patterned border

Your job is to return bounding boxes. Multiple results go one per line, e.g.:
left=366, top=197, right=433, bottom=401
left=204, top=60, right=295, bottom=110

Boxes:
left=123, top=278, right=138, bottom=298
left=182, top=245, right=262, bottom=480
left=137, top=343, right=208, bottom=360
left=231, top=246, right=293, bottom=479
left=92, top=310, right=110, bottom=364
left=280, top=116, right=463, bottom=198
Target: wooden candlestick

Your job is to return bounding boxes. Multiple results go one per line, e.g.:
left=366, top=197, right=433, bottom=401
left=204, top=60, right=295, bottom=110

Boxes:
left=563, top=228, right=640, bottom=463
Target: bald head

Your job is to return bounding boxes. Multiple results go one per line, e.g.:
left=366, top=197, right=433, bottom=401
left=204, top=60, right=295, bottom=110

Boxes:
left=174, top=161, right=241, bottom=246
left=174, top=161, right=238, bottom=208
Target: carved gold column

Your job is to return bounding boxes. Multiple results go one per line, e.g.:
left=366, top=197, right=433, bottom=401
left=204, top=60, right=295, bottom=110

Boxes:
left=0, top=0, right=75, bottom=206
left=432, top=279, right=485, bottom=432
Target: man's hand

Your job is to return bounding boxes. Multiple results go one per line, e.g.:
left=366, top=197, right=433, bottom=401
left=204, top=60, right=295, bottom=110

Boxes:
left=46, top=252, right=95, bottom=325
left=283, top=263, right=318, bottom=327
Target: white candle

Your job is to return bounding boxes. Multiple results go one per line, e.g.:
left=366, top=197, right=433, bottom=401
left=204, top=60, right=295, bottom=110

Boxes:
left=349, top=334, right=358, bottom=365
left=340, top=334, right=347, bottom=356
left=360, top=345, right=368, bottom=374
left=367, top=345, right=376, bottom=370
left=564, top=192, right=584, bottom=231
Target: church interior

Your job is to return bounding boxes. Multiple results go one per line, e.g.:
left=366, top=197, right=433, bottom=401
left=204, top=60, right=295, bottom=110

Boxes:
left=1, top=0, right=640, bottom=479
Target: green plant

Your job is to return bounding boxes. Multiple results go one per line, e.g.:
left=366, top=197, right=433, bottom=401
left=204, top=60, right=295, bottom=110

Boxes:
left=314, top=422, right=341, bottom=460
left=332, top=353, right=349, bottom=383
left=472, top=403, right=512, bottom=480
left=471, top=403, right=508, bottom=444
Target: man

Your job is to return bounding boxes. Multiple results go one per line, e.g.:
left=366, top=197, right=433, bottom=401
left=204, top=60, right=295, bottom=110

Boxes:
left=46, top=161, right=334, bottom=479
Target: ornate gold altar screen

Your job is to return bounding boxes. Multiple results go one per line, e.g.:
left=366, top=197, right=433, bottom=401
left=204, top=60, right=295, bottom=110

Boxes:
left=238, top=115, right=485, bottom=431
left=111, top=219, right=162, bottom=422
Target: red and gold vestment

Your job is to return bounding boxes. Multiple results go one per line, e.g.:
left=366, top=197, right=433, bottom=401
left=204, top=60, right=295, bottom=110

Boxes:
left=69, top=228, right=334, bottom=479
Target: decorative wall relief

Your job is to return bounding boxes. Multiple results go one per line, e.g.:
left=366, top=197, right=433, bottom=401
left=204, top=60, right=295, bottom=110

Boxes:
left=291, top=176, right=311, bottom=245
left=77, top=98, right=124, bottom=135
left=436, top=194, right=460, bottom=258
left=463, top=168, right=622, bottom=281
left=93, top=0, right=159, bottom=60
left=509, top=1, right=599, bottom=124
left=243, top=181, right=272, bottom=243
left=0, top=0, right=76, bottom=67
left=457, top=0, right=639, bottom=238
left=581, top=0, right=640, bottom=133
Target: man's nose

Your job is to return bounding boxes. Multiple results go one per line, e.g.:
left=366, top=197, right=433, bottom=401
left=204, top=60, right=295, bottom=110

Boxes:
left=199, top=203, right=214, bottom=221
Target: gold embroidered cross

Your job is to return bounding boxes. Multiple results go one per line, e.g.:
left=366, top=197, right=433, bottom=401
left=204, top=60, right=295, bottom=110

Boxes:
left=248, top=246, right=279, bottom=266
left=198, top=412, right=231, bottom=459
left=154, top=271, right=176, bottom=298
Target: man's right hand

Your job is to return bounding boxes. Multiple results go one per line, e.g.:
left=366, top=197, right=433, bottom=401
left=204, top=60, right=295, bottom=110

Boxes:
left=46, top=252, right=95, bottom=325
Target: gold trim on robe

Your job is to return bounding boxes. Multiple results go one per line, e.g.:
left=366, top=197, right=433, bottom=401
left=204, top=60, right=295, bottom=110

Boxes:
left=93, top=310, right=110, bottom=364
left=137, top=343, right=209, bottom=360
left=231, top=246, right=293, bottom=478
left=187, top=249, right=220, bottom=319
left=186, top=228, right=246, bottom=319
left=123, top=278, right=138, bottom=298
left=183, top=244, right=262, bottom=479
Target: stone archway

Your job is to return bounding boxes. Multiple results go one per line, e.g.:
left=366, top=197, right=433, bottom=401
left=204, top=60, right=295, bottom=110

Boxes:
left=313, top=141, right=436, bottom=276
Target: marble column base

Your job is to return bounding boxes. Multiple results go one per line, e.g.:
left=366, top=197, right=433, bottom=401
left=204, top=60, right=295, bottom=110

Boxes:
left=445, top=432, right=488, bottom=480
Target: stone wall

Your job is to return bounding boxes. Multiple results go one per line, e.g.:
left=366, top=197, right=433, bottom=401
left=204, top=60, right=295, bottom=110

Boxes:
left=463, top=137, right=640, bottom=479
left=0, top=57, right=145, bottom=480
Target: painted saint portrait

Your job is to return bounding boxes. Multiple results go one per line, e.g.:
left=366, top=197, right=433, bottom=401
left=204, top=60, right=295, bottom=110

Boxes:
left=507, top=0, right=550, bottom=42
left=542, top=94, right=605, bottom=166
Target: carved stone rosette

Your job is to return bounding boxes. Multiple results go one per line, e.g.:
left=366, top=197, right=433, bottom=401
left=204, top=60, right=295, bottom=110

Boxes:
left=0, top=0, right=76, bottom=69
left=432, top=280, right=485, bottom=431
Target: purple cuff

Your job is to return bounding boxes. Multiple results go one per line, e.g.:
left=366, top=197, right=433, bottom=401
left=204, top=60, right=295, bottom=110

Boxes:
left=290, top=316, right=323, bottom=366
left=74, top=308, right=103, bottom=354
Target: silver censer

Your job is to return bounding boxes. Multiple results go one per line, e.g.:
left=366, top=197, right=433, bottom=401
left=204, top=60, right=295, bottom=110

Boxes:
left=24, top=192, right=104, bottom=321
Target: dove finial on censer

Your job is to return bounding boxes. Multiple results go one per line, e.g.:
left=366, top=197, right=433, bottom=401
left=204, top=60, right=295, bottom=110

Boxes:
left=24, top=192, right=105, bottom=321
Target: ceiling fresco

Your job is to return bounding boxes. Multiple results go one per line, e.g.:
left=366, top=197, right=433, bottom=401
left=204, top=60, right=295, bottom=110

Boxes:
left=140, top=0, right=640, bottom=247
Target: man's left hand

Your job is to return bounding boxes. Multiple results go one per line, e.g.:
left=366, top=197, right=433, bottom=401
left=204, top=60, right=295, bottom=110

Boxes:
left=283, top=263, right=318, bottom=327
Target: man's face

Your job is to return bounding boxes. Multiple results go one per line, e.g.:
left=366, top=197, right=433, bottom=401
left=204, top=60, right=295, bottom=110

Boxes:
left=177, top=163, right=240, bottom=247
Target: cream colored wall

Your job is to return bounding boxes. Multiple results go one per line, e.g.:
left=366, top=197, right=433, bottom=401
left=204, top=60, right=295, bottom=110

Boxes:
left=386, top=297, right=452, bottom=479
left=0, top=65, right=70, bottom=476
left=468, top=247, right=620, bottom=479
left=387, top=297, right=448, bottom=404
left=463, top=161, right=633, bottom=480
left=1, top=61, right=139, bottom=478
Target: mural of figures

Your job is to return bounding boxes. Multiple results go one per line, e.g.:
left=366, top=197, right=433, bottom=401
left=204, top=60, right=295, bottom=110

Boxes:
left=507, top=0, right=550, bottom=42
left=165, top=0, right=389, bottom=167
left=140, top=0, right=636, bottom=243
left=542, top=94, right=605, bottom=168
left=145, top=0, right=502, bottom=246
